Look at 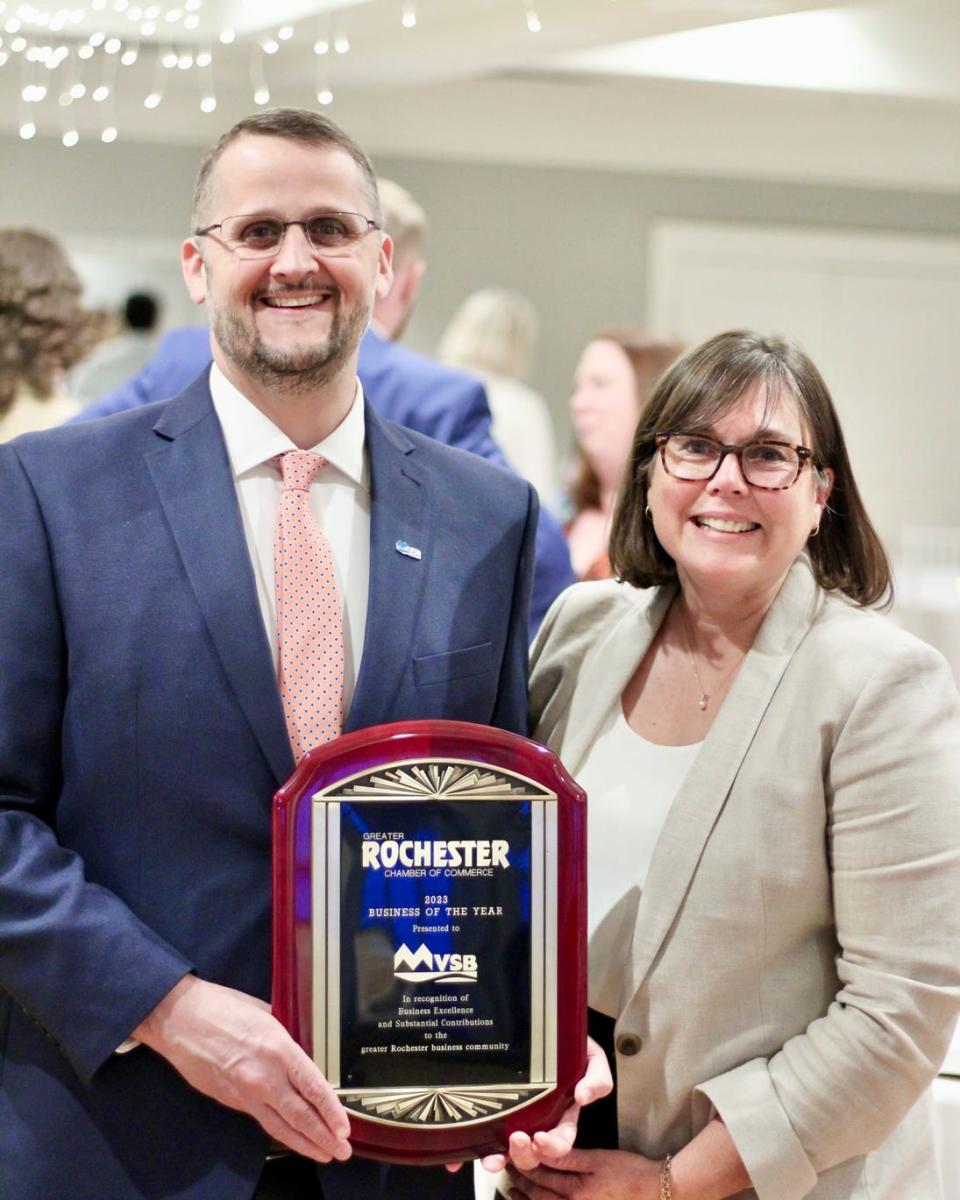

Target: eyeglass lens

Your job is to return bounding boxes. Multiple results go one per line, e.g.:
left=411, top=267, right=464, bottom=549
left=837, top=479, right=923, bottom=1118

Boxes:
left=220, top=213, right=372, bottom=257
left=664, top=435, right=800, bottom=487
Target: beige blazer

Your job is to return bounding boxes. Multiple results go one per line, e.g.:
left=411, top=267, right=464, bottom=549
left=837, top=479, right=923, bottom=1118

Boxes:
left=530, top=558, right=960, bottom=1200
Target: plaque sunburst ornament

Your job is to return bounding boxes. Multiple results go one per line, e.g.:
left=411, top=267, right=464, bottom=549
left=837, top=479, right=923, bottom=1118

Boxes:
left=341, top=1084, right=551, bottom=1124
left=337, top=761, right=549, bottom=800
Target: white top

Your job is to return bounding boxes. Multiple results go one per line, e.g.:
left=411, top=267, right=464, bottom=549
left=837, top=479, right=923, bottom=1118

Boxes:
left=0, top=390, right=80, bottom=442
left=577, top=702, right=700, bottom=941
left=210, top=363, right=370, bottom=714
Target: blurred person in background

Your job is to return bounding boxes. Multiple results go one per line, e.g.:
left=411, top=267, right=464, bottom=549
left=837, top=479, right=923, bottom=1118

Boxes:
left=0, top=228, right=107, bottom=441
left=516, top=330, right=960, bottom=1200
left=72, top=289, right=163, bottom=403
left=438, top=286, right=560, bottom=505
left=566, top=332, right=683, bottom=580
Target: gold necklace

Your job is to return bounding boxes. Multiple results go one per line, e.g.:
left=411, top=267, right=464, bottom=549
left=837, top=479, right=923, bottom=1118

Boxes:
left=679, top=605, right=748, bottom=711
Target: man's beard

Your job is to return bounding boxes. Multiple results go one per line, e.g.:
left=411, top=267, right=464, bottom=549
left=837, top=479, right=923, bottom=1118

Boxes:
left=211, top=292, right=370, bottom=394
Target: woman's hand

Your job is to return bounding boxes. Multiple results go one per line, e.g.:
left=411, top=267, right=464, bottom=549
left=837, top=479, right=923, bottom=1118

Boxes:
left=480, top=1036, right=614, bottom=1172
left=505, top=1147, right=660, bottom=1200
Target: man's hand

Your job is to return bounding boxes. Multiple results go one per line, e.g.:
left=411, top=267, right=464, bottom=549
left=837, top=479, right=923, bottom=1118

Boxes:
left=134, top=975, right=352, bottom=1163
left=481, top=1036, right=613, bottom=1173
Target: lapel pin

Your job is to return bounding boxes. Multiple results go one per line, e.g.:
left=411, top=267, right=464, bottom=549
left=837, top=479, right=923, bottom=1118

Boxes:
left=395, top=539, right=422, bottom=561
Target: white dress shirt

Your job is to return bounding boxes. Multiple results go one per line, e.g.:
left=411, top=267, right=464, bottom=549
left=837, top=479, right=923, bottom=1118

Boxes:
left=210, top=363, right=370, bottom=714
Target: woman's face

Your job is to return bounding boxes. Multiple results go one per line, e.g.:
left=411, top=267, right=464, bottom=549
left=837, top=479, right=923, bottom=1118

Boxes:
left=646, top=383, right=832, bottom=605
left=570, top=340, right=640, bottom=480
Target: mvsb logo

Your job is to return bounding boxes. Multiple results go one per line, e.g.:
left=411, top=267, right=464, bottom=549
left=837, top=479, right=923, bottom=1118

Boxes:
left=393, top=943, right=478, bottom=983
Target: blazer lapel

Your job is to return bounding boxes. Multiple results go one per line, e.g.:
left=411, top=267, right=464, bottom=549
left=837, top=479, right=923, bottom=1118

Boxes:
left=345, top=404, right=430, bottom=732
left=559, top=585, right=676, bottom=777
left=626, top=558, right=823, bottom=996
left=145, top=380, right=294, bottom=786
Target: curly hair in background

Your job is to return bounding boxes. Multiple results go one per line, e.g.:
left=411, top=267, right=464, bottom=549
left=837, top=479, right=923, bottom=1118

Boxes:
left=0, top=229, right=109, bottom=416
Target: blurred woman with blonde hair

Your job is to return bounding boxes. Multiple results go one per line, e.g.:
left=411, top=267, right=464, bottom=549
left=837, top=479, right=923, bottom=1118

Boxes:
left=438, top=286, right=560, bottom=503
left=0, top=229, right=107, bottom=441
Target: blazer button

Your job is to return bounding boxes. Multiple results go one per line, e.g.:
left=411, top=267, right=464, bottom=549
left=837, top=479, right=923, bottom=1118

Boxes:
left=615, top=1032, right=641, bottom=1057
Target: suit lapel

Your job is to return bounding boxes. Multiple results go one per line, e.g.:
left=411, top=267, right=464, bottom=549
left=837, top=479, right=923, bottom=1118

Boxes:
left=145, top=380, right=294, bottom=786
left=345, top=404, right=429, bottom=732
left=626, top=558, right=823, bottom=996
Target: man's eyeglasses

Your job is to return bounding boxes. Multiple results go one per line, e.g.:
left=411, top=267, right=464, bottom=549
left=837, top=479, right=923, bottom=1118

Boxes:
left=655, top=432, right=815, bottom=491
left=193, top=212, right=383, bottom=259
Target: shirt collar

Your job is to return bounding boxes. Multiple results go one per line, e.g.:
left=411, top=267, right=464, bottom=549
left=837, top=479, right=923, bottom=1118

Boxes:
left=210, top=361, right=367, bottom=488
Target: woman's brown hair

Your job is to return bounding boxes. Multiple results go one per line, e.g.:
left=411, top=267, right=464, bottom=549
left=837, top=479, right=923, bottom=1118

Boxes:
left=0, top=229, right=108, bottom=416
left=608, top=330, right=892, bottom=607
left=569, top=331, right=684, bottom=514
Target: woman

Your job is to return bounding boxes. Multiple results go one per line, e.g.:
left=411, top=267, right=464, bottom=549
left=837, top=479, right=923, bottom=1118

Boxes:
left=567, top=332, right=682, bottom=580
left=0, top=228, right=107, bottom=441
left=438, top=286, right=560, bottom=504
left=510, top=331, right=960, bottom=1199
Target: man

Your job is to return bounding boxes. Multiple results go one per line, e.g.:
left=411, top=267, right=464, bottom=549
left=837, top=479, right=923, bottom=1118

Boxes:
left=0, top=110, right=539, bottom=1200
left=73, top=182, right=575, bottom=631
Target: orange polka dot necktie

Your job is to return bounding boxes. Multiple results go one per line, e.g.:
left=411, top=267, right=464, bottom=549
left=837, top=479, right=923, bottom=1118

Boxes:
left=273, top=451, right=344, bottom=762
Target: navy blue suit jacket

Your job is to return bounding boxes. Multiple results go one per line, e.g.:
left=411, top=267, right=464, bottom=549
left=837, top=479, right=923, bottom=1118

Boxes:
left=76, top=325, right=575, bottom=630
left=0, top=379, right=536, bottom=1200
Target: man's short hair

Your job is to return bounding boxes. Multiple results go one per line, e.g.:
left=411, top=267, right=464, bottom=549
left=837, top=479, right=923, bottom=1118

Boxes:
left=192, top=108, right=381, bottom=229
left=376, top=178, right=427, bottom=271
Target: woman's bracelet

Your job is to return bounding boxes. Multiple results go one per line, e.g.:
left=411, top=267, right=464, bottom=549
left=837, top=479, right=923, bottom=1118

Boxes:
left=658, top=1153, right=673, bottom=1200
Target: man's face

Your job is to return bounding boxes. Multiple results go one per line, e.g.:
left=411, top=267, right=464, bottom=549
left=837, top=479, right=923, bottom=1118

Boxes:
left=182, top=134, right=392, bottom=394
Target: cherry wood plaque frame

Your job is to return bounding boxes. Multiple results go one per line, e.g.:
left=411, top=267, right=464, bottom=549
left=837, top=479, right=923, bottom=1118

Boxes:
left=272, top=719, right=587, bottom=1164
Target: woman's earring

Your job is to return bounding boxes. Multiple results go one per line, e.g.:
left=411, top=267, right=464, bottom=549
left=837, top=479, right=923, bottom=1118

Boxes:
left=645, top=506, right=653, bottom=522
left=809, top=522, right=820, bottom=538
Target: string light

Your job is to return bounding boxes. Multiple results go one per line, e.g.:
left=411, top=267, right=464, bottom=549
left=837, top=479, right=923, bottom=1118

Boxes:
left=5, top=0, right=441, bottom=152
left=525, top=5, right=542, bottom=33
left=19, top=120, right=36, bottom=138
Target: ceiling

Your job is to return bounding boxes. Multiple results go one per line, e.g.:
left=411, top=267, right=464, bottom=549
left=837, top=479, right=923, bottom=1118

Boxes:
left=1, top=0, right=957, bottom=190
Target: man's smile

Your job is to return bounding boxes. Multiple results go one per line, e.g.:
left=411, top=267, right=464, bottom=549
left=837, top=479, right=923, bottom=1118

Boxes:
left=259, top=289, right=334, bottom=311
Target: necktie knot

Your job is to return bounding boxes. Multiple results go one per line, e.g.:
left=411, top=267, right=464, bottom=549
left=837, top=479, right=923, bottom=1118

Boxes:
left=275, top=450, right=326, bottom=493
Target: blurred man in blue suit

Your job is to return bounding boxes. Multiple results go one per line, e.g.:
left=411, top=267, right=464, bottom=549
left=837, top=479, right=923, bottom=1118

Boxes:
left=76, top=181, right=574, bottom=631
left=0, top=109, right=539, bottom=1200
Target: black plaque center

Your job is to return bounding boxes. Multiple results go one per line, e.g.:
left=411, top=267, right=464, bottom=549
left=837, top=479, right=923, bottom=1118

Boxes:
left=338, top=798, right=532, bottom=1089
